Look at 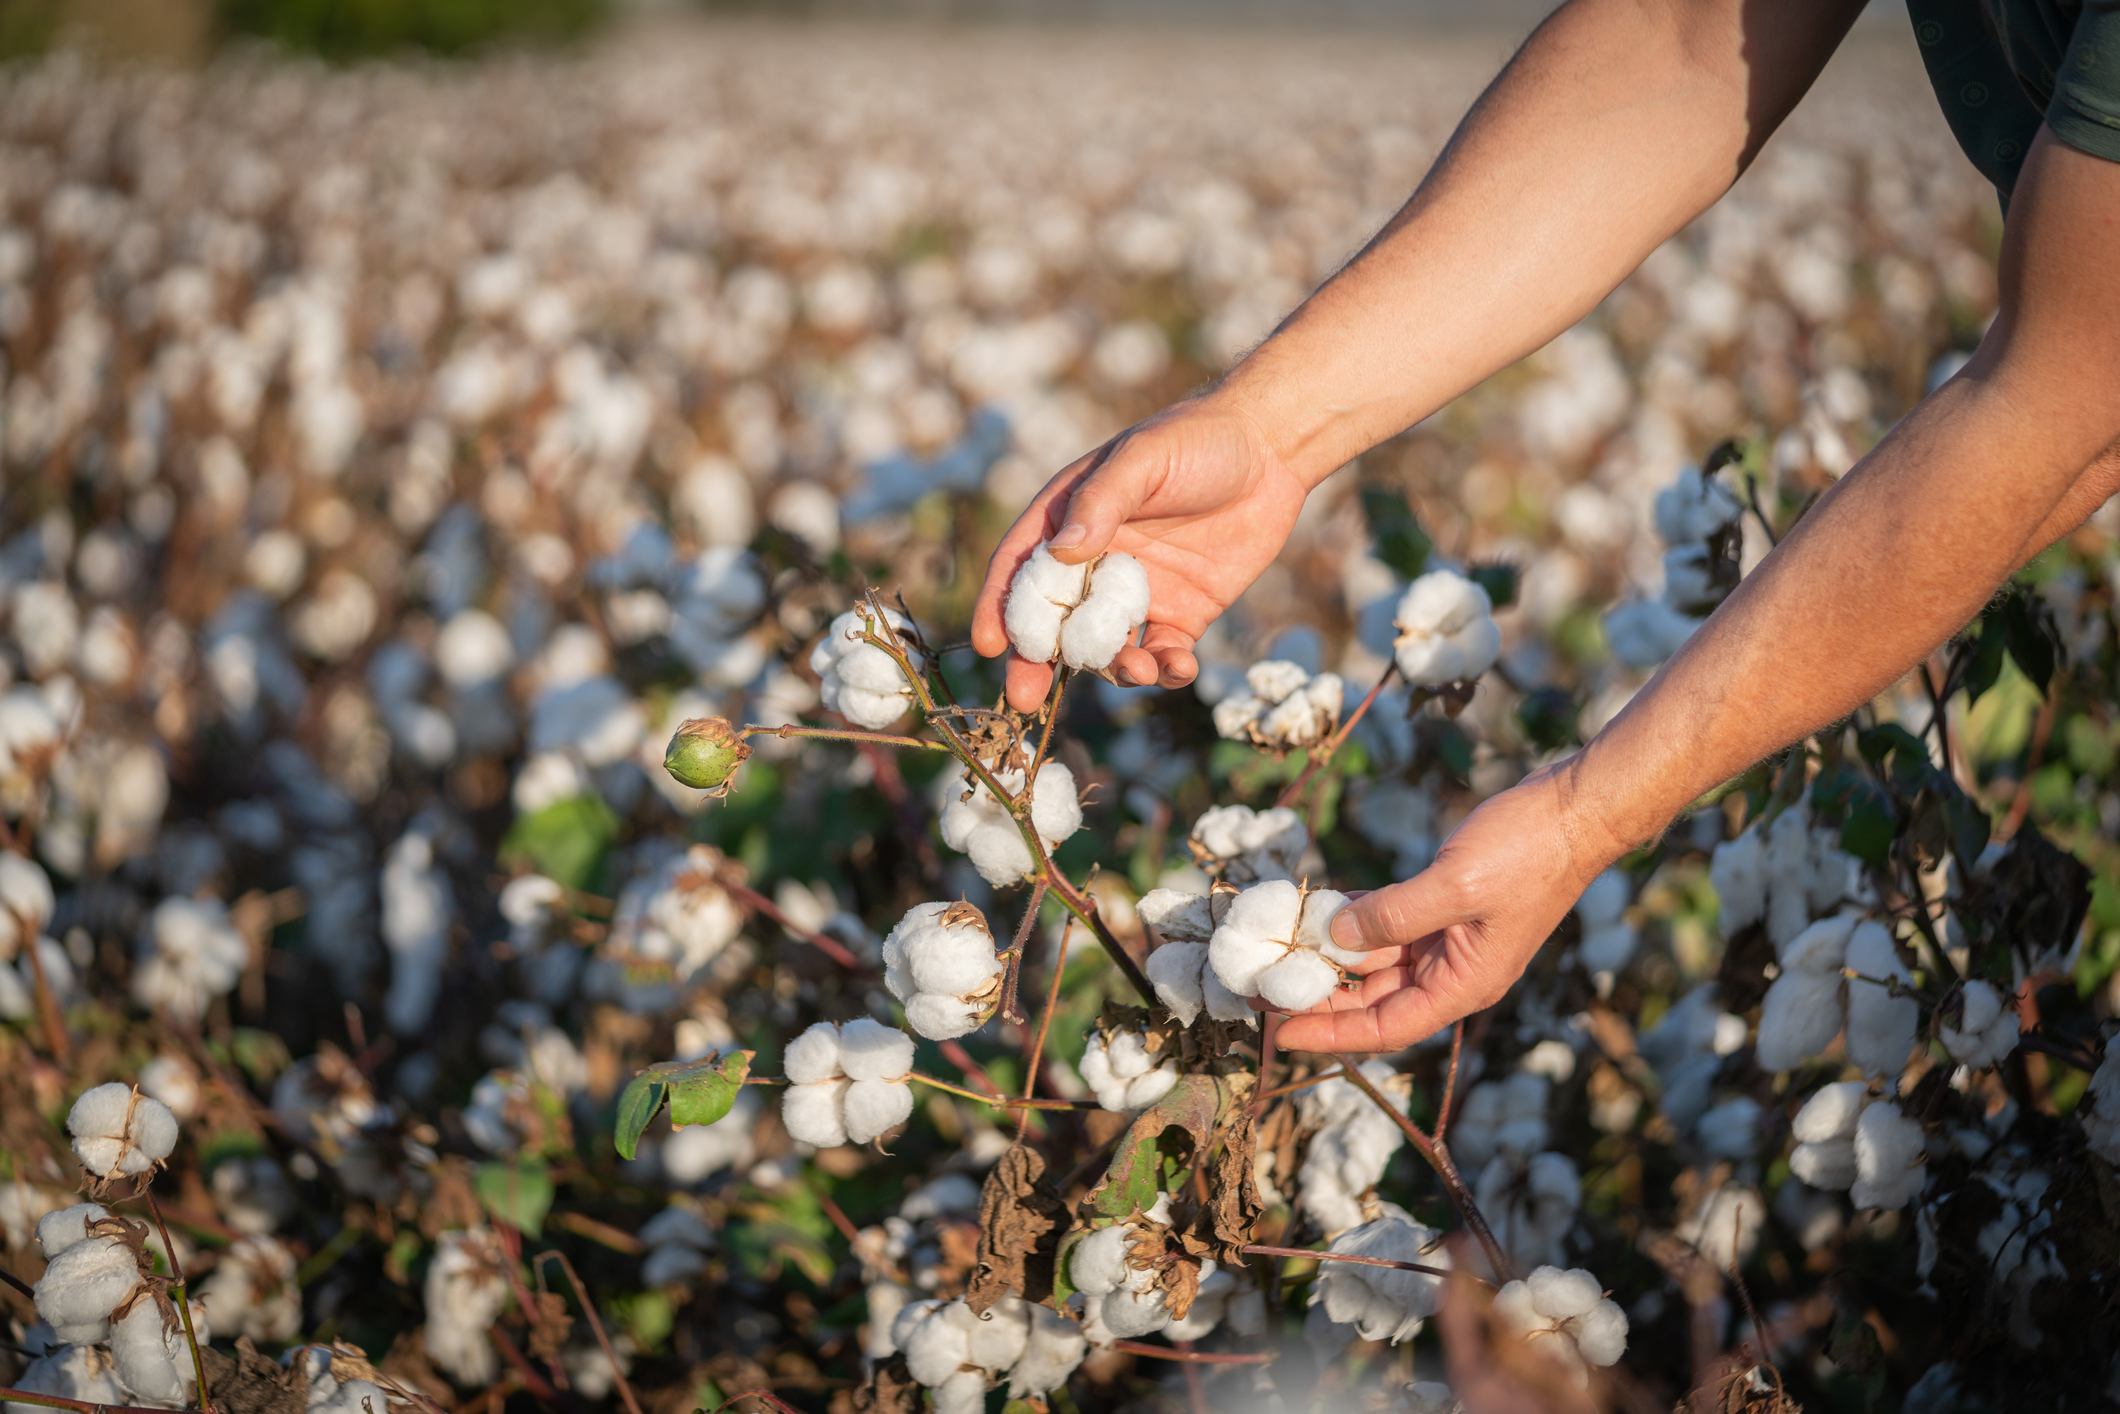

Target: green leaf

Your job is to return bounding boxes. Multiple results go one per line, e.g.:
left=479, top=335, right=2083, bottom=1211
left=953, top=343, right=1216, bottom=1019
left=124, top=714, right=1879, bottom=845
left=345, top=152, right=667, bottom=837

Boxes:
left=499, top=794, right=619, bottom=892
left=1960, top=615, right=2009, bottom=703
left=1082, top=1072, right=1228, bottom=1223
left=1839, top=785, right=1897, bottom=868
left=1468, top=562, right=1518, bottom=610
left=1360, top=484, right=1432, bottom=581
left=475, top=1157, right=554, bottom=1238
left=612, top=1050, right=755, bottom=1160
left=1946, top=786, right=1992, bottom=876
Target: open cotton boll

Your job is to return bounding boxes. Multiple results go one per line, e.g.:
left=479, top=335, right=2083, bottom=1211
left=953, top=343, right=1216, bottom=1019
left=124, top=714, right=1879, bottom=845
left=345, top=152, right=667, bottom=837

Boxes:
left=936, top=754, right=1081, bottom=887
left=1214, top=661, right=1344, bottom=750
left=6, top=1345, right=130, bottom=1414
left=1710, top=830, right=1767, bottom=935
left=1143, top=939, right=1256, bottom=1029
left=34, top=1229, right=142, bottom=1345
left=1297, top=1062, right=1410, bottom=1236
left=1139, top=889, right=1215, bottom=943
left=1068, top=1224, right=1134, bottom=1295
left=838, top=1017, right=917, bottom=1081
left=111, top=1298, right=203, bottom=1405
left=844, top=1080, right=915, bottom=1144
left=782, top=1078, right=853, bottom=1148
left=931, top=1372, right=986, bottom=1414
left=67, top=1083, right=178, bottom=1179
left=36, top=1202, right=110, bottom=1259
left=196, top=1236, right=299, bottom=1342
left=1844, top=922, right=1918, bottom=1078
left=131, top=898, right=248, bottom=1024
left=892, top=1299, right=969, bottom=1386
left=1753, top=912, right=1862, bottom=1073
left=380, top=829, right=452, bottom=1035
left=1007, top=1304, right=1088, bottom=1397
left=1188, top=804, right=1306, bottom=884
left=1789, top=1081, right=1867, bottom=1190
left=1079, top=1028, right=1180, bottom=1112
left=1311, top=1205, right=1448, bottom=1343
left=882, top=900, right=1003, bottom=1039
left=1479, top=1150, right=1582, bottom=1273
left=1653, top=466, right=1742, bottom=545
left=1851, top=1100, right=1927, bottom=1209
left=1391, top=570, right=1500, bottom=687
left=0, top=853, right=54, bottom=958
left=1449, top=1073, right=1551, bottom=1172
left=784, top=1022, right=845, bottom=1084
left=1491, top=1265, right=1628, bottom=1384
left=1940, top=981, right=2020, bottom=1069
left=1004, top=544, right=1151, bottom=671
left=424, top=1229, right=511, bottom=1388
left=811, top=607, right=924, bottom=730
left=1602, top=597, right=1700, bottom=669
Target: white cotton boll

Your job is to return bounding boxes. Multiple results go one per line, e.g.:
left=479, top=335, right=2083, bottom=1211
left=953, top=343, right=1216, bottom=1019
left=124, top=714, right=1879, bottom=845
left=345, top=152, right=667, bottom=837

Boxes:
left=380, top=830, right=451, bottom=1035
left=867, top=1282, right=912, bottom=1360
left=1124, top=1067, right=1178, bottom=1110
left=196, top=1236, right=299, bottom=1343
left=1005, top=546, right=1150, bottom=672
left=1164, top=1269, right=1234, bottom=1342
left=212, top=1157, right=295, bottom=1237
left=1107, top=1030, right=1154, bottom=1080
left=1710, top=831, right=1766, bottom=934
left=1068, top=1224, right=1131, bottom=1295
left=903, top=928, right=1003, bottom=1000
left=111, top=1298, right=194, bottom=1404
left=138, top=1056, right=201, bottom=1121
left=1850, top=1100, right=1926, bottom=1209
left=1844, top=922, right=1918, bottom=1079
left=35, top=1234, right=140, bottom=1345
left=899, top=1302, right=973, bottom=1386
left=7, top=1345, right=130, bottom=1414
left=1212, top=695, right=1268, bottom=741
left=838, top=1018, right=915, bottom=1081
left=784, top=1023, right=845, bottom=1085
left=1057, top=592, right=1134, bottom=671
left=1003, top=547, right=1087, bottom=666
left=425, top=1231, right=511, bottom=1388
left=782, top=1079, right=852, bottom=1148
left=0, top=853, right=55, bottom=956
left=1653, top=467, right=1742, bottom=545
left=1790, top=1137, right=1858, bottom=1190
left=1696, top=1096, right=1762, bottom=1159
left=661, top=1090, right=760, bottom=1184
left=68, top=1083, right=179, bottom=1178
left=1139, top=889, right=1214, bottom=943
left=957, top=1295, right=1032, bottom=1370
left=1313, top=1206, right=1448, bottom=1343
left=906, top=994, right=981, bottom=1040
left=132, top=898, right=249, bottom=1024
left=1570, top=1299, right=1630, bottom=1367
left=1392, top=570, right=1500, bottom=687
left=932, top=1372, right=986, bottom=1414
left=436, top=609, right=514, bottom=688
left=37, top=1202, right=109, bottom=1259
left=1027, top=762, right=1083, bottom=844
left=1203, top=966, right=1258, bottom=1026
left=1222, top=878, right=1303, bottom=947
left=1526, top=1265, right=1603, bottom=1321
left=812, top=608, right=923, bottom=730
left=1007, top=1305, right=1088, bottom=1396
left=1246, top=660, right=1311, bottom=704
left=1601, top=598, right=1699, bottom=669
left=1209, top=926, right=1289, bottom=998
left=1940, top=981, right=2020, bottom=1069
left=1753, top=969, right=1845, bottom=1073
left=513, top=750, right=590, bottom=815
left=1097, top=1286, right=1171, bottom=1339
left=1258, top=949, right=1338, bottom=1010
left=1146, top=942, right=1208, bottom=1026
left=1792, top=1082, right=1868, bottom=1144
left=1294, top=888, right=1358, bottom=963
left=844, top=1080, right=914, bottom=1144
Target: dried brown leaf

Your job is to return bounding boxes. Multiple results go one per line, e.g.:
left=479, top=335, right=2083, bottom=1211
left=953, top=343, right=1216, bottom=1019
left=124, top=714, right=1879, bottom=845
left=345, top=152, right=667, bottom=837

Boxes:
left=200, top=1337, right=309, bottom=1414
left=1206, top=1109, right=1265, bottom=1262
left=847, top=1356, right=924, bottom=1414
left=526, top=1290, right=574, bottom=1365
left=967, top=1144, right=1068, bottom=1315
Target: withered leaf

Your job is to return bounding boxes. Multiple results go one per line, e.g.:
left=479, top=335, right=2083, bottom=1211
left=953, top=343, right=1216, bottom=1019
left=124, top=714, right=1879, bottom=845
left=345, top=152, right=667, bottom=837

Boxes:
left=200, top=1338, right=310, bottom=1414
left=967, top=1144, right=1068, bottom=1315
left=526, top=1289, right=575, bottom=1364
left=1205, top=1108, right=1265, bottom=1262
left=849, top=1356, right=924, bottom=1414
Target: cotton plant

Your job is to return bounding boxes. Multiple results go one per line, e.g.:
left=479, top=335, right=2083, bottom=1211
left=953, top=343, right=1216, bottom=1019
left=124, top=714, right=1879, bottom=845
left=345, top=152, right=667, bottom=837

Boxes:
left=780, top=1018, right=917, bottom=1148
left=1066, top=1197, right=1204, bottom=1344
left=130, top=896, right=248, bottom=1024
left=1754, top=913, right=1918, bottom=1076
left=1296, top=1061, right=1411, bottom=1237
left=1187, top=803, right=1307, bottom=884
left=1139, top=886, right=1256, bottom=1028
left=811, top=605, right=928, bottom=729
left=881, top=901, right=1005, bottom=1039
left=195, top=1236, right=300, bottom=1342
left=1637, top=984, right=1750, bottom=1130
left=33, top=1201, right=212, bottom=1405
left=1490, top=1265, right=1629, bottom=1387
left=1602, top=464, right=1744, bottom=668
left=1306, top=1204, right=1449, bottom=1343
left=1787, top=1082, right=1928, bottom=1209
left=1390, top=569, right=1501, bottom=687
left=1207, top=878, right=1360, bottom=1011
left=885, top=1293, right=1088, bottom=1414
left=1211, top=659, right=1345, bottom=751
left=1003, top=542, right=1152, bottom=672
left=935, top=747, right=1083, bottom=887
left=1078, top=1021, right=1180, bottom=1113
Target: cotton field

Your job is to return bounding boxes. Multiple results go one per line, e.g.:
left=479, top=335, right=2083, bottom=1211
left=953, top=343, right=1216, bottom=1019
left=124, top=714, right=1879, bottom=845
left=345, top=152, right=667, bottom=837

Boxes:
left=1, top=16, right=2116, bottom=1414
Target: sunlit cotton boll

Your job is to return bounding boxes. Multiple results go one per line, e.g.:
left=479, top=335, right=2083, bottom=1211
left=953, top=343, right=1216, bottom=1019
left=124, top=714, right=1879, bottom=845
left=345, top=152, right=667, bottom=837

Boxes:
left=1141, top=917, right=1255, bottom=1031
left=1188, top=803, right=1306, bottom=884
left=779, top=1017, right=916, bottom=1147
left=1207, top=879, right=1359, bottom=1010
left=1391, top=569, right=1500, bottom=687
left=195, top=1236, right=299, bottom=1342
left=1490, top=1265, right=1628, bottom=1386
left=882, top=900, right=1003, bottom=1039
left=33, top=1204, right=139, bottom=1345
left=131, top=897, right=247, bottom=1023
left=1939, top=981, right=2020, bottom=1070
left=936, top=752, right=1081, bottom=887
left=423, top=1229, right=511, bottom=1388
left=111, top=1289, right=209, bottom=1404
left=1296, top=1063, right=1411, bottom=1237
left=137, top=1055, right=201, bottom=1120
left=810, top=606, right=925, bottom=730
left=1211, top=660, right=1343, bottom=751
left=1308, top=1203, right=1447, bottom=1343
left=1003, top=544, right=1151, bottom=672
left=1753, top=911, right=1860, bottom=1073
left=1078, top=1026, right=1180, bottom=1112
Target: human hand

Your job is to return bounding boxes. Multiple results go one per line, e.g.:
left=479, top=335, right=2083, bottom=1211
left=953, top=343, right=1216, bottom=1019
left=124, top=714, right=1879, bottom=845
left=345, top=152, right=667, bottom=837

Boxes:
left=1271, top=761, right=1631, bottom=1053
left=970, top=393, right=1313, bottom=712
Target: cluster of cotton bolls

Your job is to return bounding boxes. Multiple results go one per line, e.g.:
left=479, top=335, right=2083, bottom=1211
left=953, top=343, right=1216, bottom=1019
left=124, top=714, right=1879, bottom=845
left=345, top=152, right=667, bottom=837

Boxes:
left=1207, top=878, right=1359, bottom=1012
left=1077, top=1022, right=1180, bottom=1112
left=1787, top=1081, right=1927, bottom=1210
left=884, top=1294, right=1088, bottom=1414
left=1303, top=1205, right=1447, bottom=1358
left=1062, top=1196, right=1255, bottom=1347
left=881, top=900, right=1003, bottom=1039
left=1755, top=912, right=1918, bottom=1075
left=1211, top=660, right=1344, bottom=752
left=1294, top=1061, right=1410, bottom=1236
left=1139, top=886, right=1253, bottom=1027
left=1004, top=546, right=1152, bottom=673
left=935, top=747, right=1083, bottom=888
left=1489, top=1267, right=1629, bottom=1388
left=1188, top=804, right=1308, bottom=884
left=780, top=1017, right=917, bottom=1148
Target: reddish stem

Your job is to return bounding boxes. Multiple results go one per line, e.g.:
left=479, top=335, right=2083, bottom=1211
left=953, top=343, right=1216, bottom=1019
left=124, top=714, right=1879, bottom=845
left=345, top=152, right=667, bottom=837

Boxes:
left=718, top=873, right=869, bottom=974
left=1110, top=1342, right=1277, bottom=1364
left=1274, top=664, right=1398, bottom=812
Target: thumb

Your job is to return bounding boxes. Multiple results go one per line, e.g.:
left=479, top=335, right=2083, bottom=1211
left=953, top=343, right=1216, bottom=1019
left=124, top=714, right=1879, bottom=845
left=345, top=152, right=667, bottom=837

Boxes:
left=1330, top=863, right=1476, bottom=953
left=1047, top=435, right=1154, bottom=565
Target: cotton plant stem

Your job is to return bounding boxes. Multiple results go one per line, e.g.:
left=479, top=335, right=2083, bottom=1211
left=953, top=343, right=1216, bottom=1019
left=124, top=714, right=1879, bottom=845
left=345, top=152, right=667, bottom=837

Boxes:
left=739, top=722, right=950, bottom=752
left=140, top=1190, right=212, bottom=1414
left=1331, top=1055, right=1515, bottom=1283
left=8, top=901, right=70, bottom=1064
left=1436, top=1021, right=1467, bottom=1138
left=998, top=879, right=1049, bottom=1025
left=1240, top=1244, right=1456, bottom=1280
left=1841, top=969, right=1938, bottom=1006
left=1109, top=1342, right=1277, bottom=1365
left=1254, top=1067, right=1345, bottom=1103
left=1273, top=663, right=1398, bottom=813
left=1016, top=917, right=1074, bottom=1141
left=0, top=1266, right=33, bottom=1299
left=1177, top=1347, right=1212, bottom=1414
left=532, top=1252, right=646, bottom=1414
left=0, top=1389, right=195, bottom=1414
left=714, top=871, right=870, bottom=974
left=907, top=1071, right=1094, bottom=1110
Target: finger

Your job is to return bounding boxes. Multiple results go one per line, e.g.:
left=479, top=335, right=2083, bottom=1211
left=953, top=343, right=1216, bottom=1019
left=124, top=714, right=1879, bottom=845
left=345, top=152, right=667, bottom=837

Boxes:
left=971, top=446, right=1110, bottom=656
left=1110, top=644, right=1160, bottom=688
left=1139, top=622, right=1198, bottom=688
left=1274, top=965, right=1464, bottom=1053
left=1005, top=654, right=1055, bottom=715
left=1048, top=430, right=1156, bottom=565
left=1330, top=863, right=1477, bottom=953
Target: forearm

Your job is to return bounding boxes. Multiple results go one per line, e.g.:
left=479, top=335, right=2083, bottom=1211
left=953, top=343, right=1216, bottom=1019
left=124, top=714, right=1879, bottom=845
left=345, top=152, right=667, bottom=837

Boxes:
left=1214, top=0, right=1863, bottom=486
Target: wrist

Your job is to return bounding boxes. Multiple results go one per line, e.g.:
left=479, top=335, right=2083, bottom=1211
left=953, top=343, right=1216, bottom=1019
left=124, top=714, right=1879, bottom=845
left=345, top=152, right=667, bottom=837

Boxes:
left=1205, top=350, right=1363, bottom=491
left=1552, top=735, right=1669, bottom=873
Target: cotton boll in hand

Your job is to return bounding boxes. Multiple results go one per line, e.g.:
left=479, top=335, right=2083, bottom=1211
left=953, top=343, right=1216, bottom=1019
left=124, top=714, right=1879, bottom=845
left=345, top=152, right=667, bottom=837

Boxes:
left=1391, top=569, right=1500, bottom=687
left=1004, top=544, right=1151, bottom=672
left=1206, top=879, right=1356, bottom=1010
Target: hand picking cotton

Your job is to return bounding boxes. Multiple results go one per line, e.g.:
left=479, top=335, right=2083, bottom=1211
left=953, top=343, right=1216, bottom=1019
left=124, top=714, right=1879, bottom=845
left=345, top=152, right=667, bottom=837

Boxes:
left=780, top=1017, right=917, bottom=1147
left=1208, top=878, right=1360, bottom=1011
left=810, top=606, right=926, bottom=730
left=1211, top=660, right=1344, bottom=751
left=1003, top=543, right=1151, bottom=672
left=1391, top=569, right=1501, bottom=687
left=882, top=901, right=1003, bottom=1039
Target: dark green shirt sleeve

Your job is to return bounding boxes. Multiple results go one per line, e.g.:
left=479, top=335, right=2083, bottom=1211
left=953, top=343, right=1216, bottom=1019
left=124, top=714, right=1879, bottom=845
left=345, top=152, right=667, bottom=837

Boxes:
left=2048, top=1, right=2120, bottom=165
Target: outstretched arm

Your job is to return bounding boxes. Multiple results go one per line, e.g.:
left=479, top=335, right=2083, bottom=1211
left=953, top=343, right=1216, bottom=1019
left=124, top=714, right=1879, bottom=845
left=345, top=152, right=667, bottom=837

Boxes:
left=1279, top=127, right=2120, bottom=1054
left=972, top=0, right=1868, bottom=710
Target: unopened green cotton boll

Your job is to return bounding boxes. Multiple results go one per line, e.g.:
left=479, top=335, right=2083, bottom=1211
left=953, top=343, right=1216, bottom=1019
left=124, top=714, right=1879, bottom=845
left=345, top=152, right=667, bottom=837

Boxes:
left=663, top=716, right=751, bottom=794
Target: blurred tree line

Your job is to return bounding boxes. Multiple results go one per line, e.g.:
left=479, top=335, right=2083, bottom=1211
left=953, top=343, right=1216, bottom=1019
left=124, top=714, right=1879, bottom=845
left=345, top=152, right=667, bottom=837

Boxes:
left=0, top=0, right=607, bottom=62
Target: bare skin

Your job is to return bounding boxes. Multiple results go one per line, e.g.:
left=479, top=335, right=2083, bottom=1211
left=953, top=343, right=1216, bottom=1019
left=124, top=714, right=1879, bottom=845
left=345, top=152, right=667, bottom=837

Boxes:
left=971, top=0, right=2120, bottom=1053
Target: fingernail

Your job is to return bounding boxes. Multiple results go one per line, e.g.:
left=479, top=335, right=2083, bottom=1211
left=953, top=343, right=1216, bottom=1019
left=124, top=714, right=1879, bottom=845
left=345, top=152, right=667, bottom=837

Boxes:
left=1330, top=908, right=1367, bottom=951
left=1115, top=666, right=1141, bottom=686
left=1048, top=522, right=1087, bottom=552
